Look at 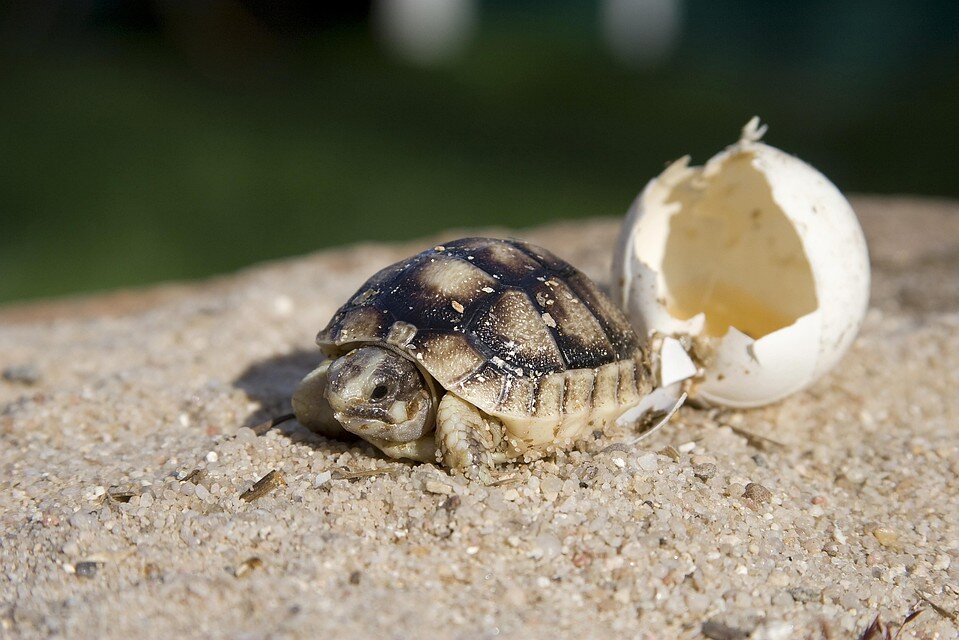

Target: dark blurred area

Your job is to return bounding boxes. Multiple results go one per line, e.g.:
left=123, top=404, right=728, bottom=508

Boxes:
left=1, top=0, right=957, bottom=303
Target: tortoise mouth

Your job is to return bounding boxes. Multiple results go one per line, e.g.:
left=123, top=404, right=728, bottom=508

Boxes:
left=336, top=415, right=391, bottom=436
left=334, top=403, right=434, bottom=442
left=336, top=405, right=395, bottom=425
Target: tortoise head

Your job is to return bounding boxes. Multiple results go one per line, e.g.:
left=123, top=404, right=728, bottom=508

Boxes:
left=324, top=346, right=434, bottom=442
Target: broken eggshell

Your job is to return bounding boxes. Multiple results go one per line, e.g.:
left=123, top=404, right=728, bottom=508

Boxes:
left=613, top=118, right=870, bottom=408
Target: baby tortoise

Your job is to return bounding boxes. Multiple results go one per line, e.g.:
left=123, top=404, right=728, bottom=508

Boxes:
left=292, top=237, right=652, bottom=481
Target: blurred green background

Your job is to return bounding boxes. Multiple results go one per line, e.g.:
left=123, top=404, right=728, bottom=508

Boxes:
left=1, top=0, right=957, bottom=304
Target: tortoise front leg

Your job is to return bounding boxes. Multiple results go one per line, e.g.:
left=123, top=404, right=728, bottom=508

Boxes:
left=435, top=393, right=506, bottom=484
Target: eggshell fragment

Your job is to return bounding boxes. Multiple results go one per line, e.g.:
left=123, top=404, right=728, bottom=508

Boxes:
left=659, top=336, right=698, bottom=388
left=613, top=118, right=870, bottom=407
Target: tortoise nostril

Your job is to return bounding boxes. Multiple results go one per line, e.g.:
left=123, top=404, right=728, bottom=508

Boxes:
left=370, top=384, right=389, bottom=401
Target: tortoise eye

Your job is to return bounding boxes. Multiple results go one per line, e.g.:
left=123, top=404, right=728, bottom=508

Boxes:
left=370, top=384, right=389, bottom=401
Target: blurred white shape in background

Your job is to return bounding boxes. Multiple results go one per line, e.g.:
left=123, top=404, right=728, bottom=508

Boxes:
left=373, top=0, right=477, bottom=65
left=601, top=0, right=684, bottom=68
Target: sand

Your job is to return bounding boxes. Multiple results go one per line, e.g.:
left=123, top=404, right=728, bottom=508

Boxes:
left=1, top=196, right=957, bottom=639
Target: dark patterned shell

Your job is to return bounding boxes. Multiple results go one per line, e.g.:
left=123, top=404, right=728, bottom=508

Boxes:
left=317, top=237, right=649, bottom=422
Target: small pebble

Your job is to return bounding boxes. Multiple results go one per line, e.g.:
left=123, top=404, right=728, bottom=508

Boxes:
left=193, top=484, right=211, bottom=501
left=692, top=463, right=717, bottom=480
left=240, top=470, right=285, bottom=502
left=726, top=482, right=745, bottom=498
left=425, top=480, right=452, bottom=495
left=787, top=586, right=821, bottom=603
left=637, top=453, right=658, bottom=472
left=84, top=486, right=106, bottom=501
left=833, top=526, right=847, bottom=545
left=2, top=364, right=41, bottom=385
left=872, top=527, right=900, bottom=548
left=743, top=482, right=772, bottom=503
left=532, top=533, right=562, bottom=560
left=541, top=475, right=563, bottom=498
left=753, top=621, right=794, bottom=640
left=74, top=561, right=99, bottom=578
left=702, top=617, right=752, bottom=640
left=234, top=557, right=263, bottom=578
left=659, top=445, right=681, bottom=461
left=677, top=441, right=696, bottom=453
left=69, top=511, right=95, bottom=529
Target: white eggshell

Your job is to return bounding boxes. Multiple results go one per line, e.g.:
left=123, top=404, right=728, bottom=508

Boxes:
left=659, top=336, right=698, bottom=388
left=613, top=118, right=870, bottom=407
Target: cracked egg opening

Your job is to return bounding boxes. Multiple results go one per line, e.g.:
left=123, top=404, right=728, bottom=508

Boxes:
left=614, top=118, right=870, bottom=408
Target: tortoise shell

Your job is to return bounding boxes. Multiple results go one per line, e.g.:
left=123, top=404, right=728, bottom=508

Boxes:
left=317, top=237, right=650, bottom=446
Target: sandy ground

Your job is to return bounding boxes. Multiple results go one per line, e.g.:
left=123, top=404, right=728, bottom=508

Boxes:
left=1, top=196, right=958, bottom=640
